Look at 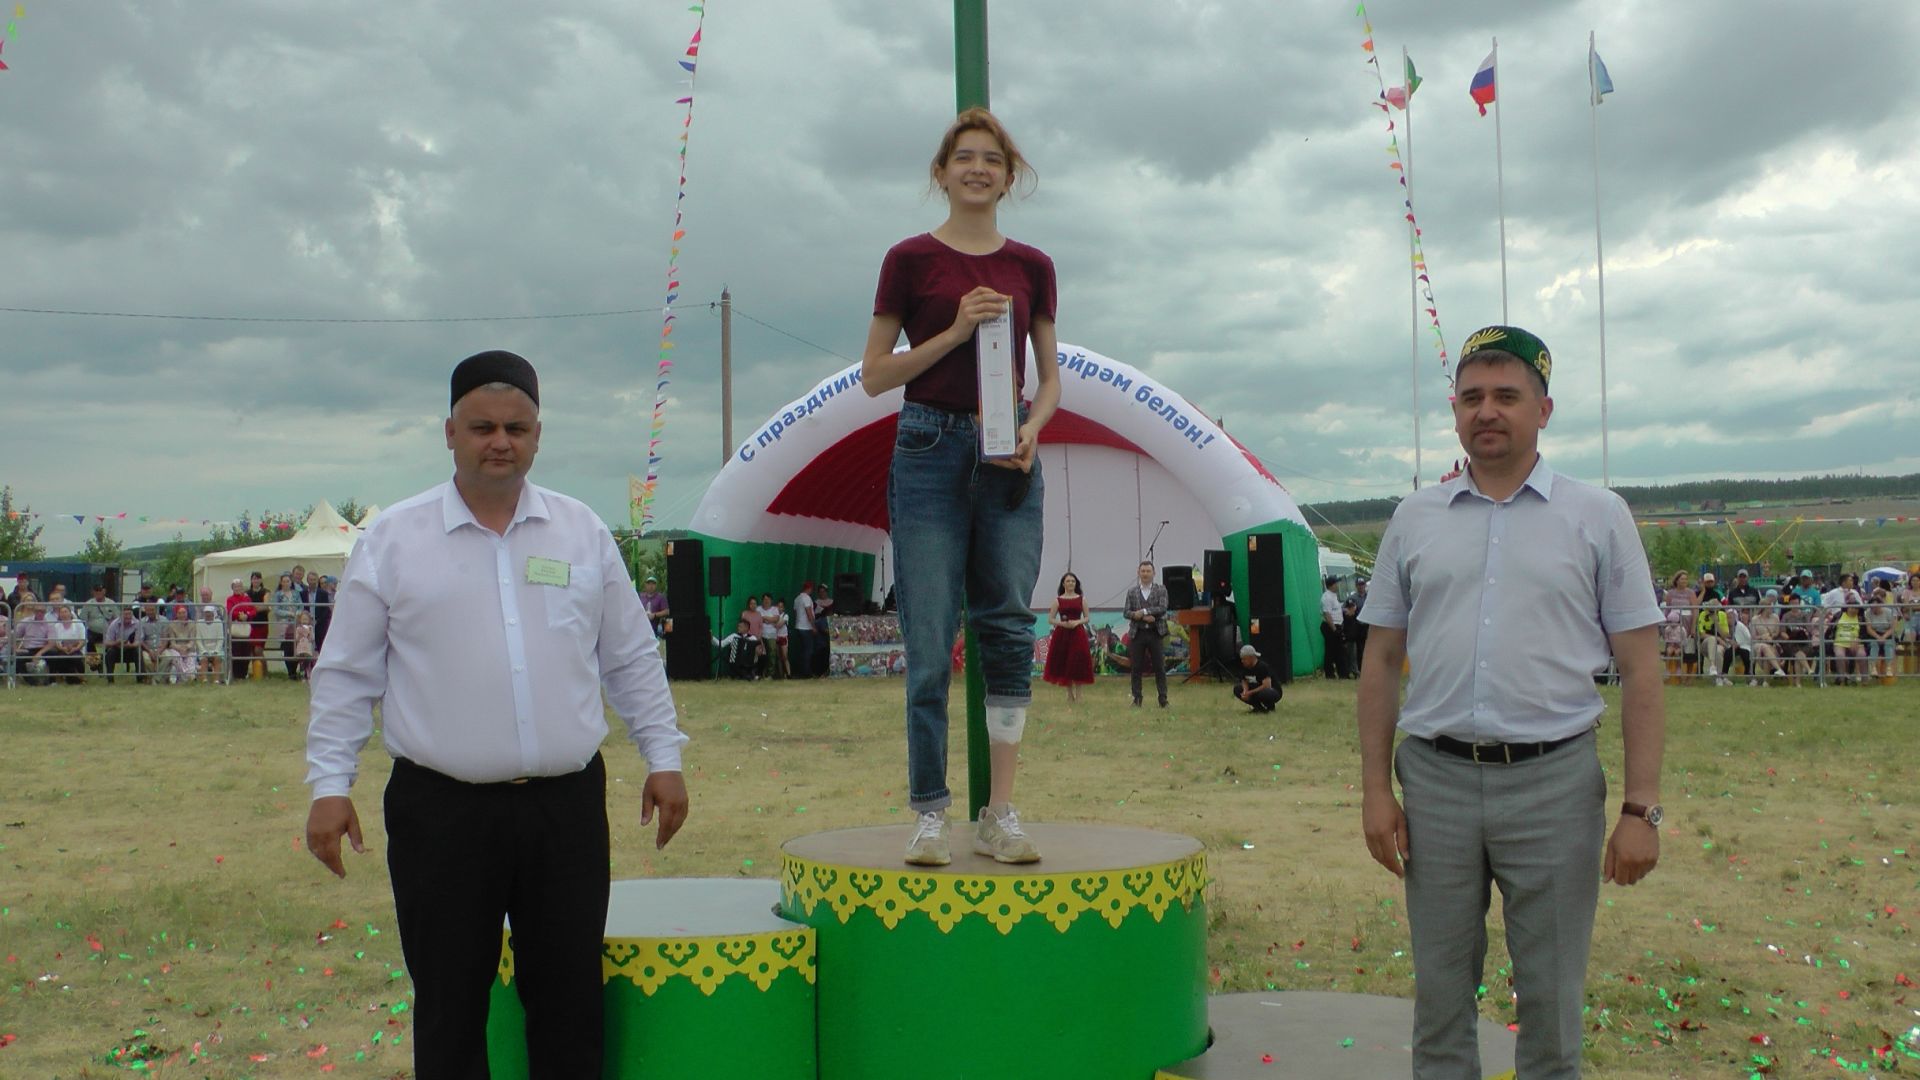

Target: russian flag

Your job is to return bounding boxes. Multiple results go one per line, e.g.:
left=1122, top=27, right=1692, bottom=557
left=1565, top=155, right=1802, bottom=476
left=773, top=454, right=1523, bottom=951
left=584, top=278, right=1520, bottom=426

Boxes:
left=1469, top=50, right=1496, bottom=115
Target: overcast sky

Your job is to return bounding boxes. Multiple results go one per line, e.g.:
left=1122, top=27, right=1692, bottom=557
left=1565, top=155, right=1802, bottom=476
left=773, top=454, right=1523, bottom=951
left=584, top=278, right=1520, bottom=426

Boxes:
left=4, top=0, right=1915, bottom=554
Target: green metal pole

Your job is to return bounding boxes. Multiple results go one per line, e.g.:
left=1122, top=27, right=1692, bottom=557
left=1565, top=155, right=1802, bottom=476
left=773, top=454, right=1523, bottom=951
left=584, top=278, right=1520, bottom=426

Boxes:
left=954, top=0, right=989, bottom=114
left=955, top=0, right=990, bottom=822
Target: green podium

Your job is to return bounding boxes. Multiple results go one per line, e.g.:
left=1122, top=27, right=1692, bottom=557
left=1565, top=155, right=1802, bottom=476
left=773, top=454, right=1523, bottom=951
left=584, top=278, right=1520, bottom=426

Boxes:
left=780, top=823, right=1208, bottom=1080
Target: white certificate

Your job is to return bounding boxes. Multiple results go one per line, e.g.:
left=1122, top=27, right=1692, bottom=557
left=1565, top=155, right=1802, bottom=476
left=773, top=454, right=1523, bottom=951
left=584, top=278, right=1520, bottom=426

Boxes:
left=975, top=309, right=1018, bottom=459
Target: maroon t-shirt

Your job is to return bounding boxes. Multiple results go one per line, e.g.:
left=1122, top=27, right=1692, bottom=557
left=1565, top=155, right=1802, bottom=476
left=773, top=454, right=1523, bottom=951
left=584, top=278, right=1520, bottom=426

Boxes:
left=872, top=233, right=1057, bottom=413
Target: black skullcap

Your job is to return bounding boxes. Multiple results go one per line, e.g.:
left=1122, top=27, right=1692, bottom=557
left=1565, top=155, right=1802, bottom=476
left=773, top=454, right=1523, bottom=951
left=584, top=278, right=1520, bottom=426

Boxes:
left=451, top=350, right=540, bottom=411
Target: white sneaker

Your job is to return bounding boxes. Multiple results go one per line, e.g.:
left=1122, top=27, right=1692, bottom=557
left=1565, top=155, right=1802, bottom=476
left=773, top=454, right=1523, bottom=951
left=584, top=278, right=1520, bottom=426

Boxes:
left=974, top=804, right=1041, bottom=864
left=905, top=810, right=951, bottom=866
left=1748, top=679, right=1758, bottom=687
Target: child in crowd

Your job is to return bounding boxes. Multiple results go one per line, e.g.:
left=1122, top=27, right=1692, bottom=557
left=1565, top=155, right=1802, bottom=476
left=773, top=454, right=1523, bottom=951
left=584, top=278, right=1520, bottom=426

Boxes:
left=292, top=610, right=317, bottom=681
left=1659, top=609, right=1688, bottom=681
left=196, top=606, right=227, bottom=683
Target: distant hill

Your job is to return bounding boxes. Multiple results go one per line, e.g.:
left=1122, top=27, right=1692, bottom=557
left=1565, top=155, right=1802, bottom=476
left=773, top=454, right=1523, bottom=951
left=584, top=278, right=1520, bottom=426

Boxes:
left=1304, top=472, right=1920, bottom=526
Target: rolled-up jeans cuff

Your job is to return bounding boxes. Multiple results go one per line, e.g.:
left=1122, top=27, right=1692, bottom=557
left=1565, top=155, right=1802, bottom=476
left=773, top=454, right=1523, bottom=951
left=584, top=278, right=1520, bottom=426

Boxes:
left=984, top=693, right=1031, bottom=708
left=908, top=791, right=952, bottom=814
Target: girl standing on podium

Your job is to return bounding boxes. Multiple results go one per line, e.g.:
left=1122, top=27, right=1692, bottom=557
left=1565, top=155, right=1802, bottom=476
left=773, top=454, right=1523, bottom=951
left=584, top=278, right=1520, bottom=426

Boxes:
left=861, top=107, right=1060, bottom=866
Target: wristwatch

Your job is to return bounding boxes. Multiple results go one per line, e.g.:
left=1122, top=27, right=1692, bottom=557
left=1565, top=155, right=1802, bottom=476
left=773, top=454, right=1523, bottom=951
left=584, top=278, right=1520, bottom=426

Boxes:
left=1620, top=801, right=1664, bottom=827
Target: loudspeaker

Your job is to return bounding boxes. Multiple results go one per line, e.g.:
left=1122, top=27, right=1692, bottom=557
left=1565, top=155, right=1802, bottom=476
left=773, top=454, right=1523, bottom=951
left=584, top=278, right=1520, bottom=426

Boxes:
left=664, top=539, right=704, bottom=618
left=662, top=613, right=712, bottom=681
left=1248, top=612, right=1292, bottom=683
left=1204, top=549, right=1232, bottom=598
left=1162, top=565, right=1196, bottom=610
left=1244, top=533, right=1287, bottom=616
left=832, top=572, right=863, bottom=616
left=707, top=556, right=732, bottom=599
left=1206, top=599, right=1241, bottom=667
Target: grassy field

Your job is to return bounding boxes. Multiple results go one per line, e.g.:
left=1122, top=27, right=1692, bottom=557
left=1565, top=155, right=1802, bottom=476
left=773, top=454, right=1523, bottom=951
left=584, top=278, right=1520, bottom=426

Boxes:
left=2, top=674, right=1916, bottom=1078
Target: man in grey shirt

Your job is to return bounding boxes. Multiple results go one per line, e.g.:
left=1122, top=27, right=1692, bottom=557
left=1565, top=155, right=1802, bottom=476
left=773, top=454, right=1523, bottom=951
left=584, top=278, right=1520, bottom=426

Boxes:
left=1356, top=325, right=1666, bottom=1079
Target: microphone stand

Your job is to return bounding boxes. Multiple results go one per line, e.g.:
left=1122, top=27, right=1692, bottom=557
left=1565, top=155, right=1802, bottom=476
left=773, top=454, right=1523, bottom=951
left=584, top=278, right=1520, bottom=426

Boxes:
left=1145, top=520, right=1170, bottom=564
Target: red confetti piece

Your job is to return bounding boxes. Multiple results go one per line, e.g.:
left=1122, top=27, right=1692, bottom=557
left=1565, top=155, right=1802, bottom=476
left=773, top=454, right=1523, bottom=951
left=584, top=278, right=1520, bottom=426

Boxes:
left=86, top=934, right=103, bottom=952
left=0, top=1033, right=16, bottom=1047
left=1895, top=972, right=1914, bottom=987
left=306, top=1044, right=329, bottom=1059
left=215, top=855, right=225, bottom=864
left=331, top=919, right=348, bottom=930
left=1261, top=1052, right=1273, bottom=1063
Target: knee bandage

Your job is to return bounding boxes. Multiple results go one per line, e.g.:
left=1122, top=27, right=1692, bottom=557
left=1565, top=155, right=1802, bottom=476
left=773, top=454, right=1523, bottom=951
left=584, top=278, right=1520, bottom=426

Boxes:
left=985, top=704, right=1028, bottom=745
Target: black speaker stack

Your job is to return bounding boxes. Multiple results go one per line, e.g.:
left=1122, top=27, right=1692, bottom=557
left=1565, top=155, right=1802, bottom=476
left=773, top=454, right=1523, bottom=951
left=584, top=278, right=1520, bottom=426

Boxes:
left=662, top=539, right=710, bottom=680
left=832, top=571, right=863, bottom=616
left=1244, top=532, right=1291, bottom=682
left=1161, top=565, right=1196, bottom=610
left=1203, top=549, right=1232, bottom=598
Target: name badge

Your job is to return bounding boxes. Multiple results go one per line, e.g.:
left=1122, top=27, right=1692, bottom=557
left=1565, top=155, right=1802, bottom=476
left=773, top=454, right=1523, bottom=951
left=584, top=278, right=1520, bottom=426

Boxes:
left=526, top=556, right=571, bottom=587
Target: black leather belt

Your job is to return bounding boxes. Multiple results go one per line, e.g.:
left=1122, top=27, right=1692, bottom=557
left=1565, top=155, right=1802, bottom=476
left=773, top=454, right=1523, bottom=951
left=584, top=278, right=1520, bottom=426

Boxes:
left=1426, top=732, right=1582, bottom=765
left=393, top=753, right=598, bottom=787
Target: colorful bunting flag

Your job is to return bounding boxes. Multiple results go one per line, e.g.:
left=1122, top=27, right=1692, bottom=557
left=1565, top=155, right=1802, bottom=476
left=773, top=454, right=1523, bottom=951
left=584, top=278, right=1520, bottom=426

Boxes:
left=1355, top=11, right=1450, bottom=379
left=638, top=4, right=709, bottom=533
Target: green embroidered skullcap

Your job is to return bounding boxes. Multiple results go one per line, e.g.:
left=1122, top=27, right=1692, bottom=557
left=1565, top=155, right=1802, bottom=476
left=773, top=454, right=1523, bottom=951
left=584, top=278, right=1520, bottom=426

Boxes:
left=1459, top=325, right=1552, bottom=391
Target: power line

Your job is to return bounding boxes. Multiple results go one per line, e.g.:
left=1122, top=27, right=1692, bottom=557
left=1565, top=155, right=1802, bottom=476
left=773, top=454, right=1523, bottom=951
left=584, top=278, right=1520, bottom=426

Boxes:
left=0, top=304, right=665, bottom=324
left=727, top=306, right=858, bottom=365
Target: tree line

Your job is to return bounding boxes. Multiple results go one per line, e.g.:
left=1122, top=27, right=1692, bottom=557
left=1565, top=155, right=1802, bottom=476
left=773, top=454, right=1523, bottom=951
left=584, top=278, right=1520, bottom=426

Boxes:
left=1305, top=473, right=1920, bottom=526
left=0, top=486, right=371, bottom=591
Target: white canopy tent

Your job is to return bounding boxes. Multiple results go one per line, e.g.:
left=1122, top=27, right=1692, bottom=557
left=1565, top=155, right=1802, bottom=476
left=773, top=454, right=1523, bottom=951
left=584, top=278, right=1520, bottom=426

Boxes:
left=192, top=502, right=362, bottom=597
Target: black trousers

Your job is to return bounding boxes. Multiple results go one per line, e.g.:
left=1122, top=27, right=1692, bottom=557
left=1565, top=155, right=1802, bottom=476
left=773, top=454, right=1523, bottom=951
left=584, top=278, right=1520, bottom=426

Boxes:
left=103, top=644, right=145, bottom=681
left=385, top=753, right=611, bottom=1079
left=1130, top=629, right=1167, bottom=705
left=1321, top=624, right=1351, bottom=679
left=1235, top=685, right=1282, bottom=711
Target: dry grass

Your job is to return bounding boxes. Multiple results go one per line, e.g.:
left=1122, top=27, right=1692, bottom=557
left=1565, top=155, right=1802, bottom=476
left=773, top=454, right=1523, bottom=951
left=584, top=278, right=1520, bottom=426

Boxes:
left=1, top=674, right=1916, bottom=1078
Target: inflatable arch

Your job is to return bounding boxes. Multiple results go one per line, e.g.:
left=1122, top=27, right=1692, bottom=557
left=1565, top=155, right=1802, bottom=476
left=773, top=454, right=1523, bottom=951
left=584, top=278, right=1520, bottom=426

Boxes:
left=688, top=343, right=1327, bottom=675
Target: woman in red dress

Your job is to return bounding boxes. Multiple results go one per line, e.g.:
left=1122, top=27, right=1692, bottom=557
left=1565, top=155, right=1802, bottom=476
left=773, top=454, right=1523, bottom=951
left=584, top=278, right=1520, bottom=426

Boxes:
left=1043, top=572, right=1095, bottom=701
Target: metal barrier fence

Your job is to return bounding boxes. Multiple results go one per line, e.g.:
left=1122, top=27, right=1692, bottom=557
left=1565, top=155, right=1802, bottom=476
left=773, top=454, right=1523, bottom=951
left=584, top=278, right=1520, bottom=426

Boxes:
left=1657, top=599, right=1920, bottom=687
left=2, top=597, right=335, bottom=688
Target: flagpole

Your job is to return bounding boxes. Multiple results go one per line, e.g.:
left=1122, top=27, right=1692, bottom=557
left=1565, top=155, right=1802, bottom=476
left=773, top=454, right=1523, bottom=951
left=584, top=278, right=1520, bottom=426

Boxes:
left=1404, top=46, right=1420, bottom=491
left=1589, top=30, right=1611, bottom=489
left=1493, top=36, right=1508, bottom=322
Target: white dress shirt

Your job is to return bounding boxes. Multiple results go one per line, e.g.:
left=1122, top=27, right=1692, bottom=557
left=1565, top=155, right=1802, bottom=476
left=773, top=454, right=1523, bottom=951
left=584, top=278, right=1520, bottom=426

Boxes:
left=305, top=479, right=687, bottom=799
left=1360, top=456, right=1661, bottom=743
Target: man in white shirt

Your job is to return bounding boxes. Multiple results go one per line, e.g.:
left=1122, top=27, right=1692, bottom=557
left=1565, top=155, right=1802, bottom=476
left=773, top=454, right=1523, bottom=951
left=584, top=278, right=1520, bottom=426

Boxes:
left=1320, top=575, right=1348, bottom=679
left=304, top=350, right=690, bottom=1078
left=791, top=582, right=816, bottom=678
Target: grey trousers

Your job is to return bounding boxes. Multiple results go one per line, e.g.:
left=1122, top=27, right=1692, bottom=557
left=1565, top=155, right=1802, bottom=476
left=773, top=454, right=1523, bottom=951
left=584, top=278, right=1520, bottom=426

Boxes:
left=1394, top=730, right=1605, bottom=1079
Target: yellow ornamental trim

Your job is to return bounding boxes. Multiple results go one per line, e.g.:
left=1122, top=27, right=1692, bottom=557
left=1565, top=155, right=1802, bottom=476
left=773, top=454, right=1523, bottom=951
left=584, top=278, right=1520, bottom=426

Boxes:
left=1461, top=327, right=1508, bottom=355
left=497, top=928, right=816, bottom=997
left=781, top=852, right=1208, bottom=935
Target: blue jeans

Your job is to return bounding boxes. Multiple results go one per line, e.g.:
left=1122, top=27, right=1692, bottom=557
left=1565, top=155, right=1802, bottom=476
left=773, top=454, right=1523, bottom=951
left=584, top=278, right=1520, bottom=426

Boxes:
left=889, top=402, right=1044, bottom=813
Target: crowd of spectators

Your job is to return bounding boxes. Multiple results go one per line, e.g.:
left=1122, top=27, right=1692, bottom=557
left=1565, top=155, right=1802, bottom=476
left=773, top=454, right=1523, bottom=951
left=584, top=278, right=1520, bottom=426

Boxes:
left=1655, top=568, right=1920, bottom=686
left=710, top=581, right=841, bottom=681
left=2, top=565, right=337, bottom=686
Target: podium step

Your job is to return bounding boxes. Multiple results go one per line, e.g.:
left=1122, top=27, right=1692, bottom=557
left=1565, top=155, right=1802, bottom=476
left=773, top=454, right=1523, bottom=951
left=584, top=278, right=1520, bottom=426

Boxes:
left=1155, top=992, right=1516, bottom=1079
left=487, top=878, right=815, bottom=1079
